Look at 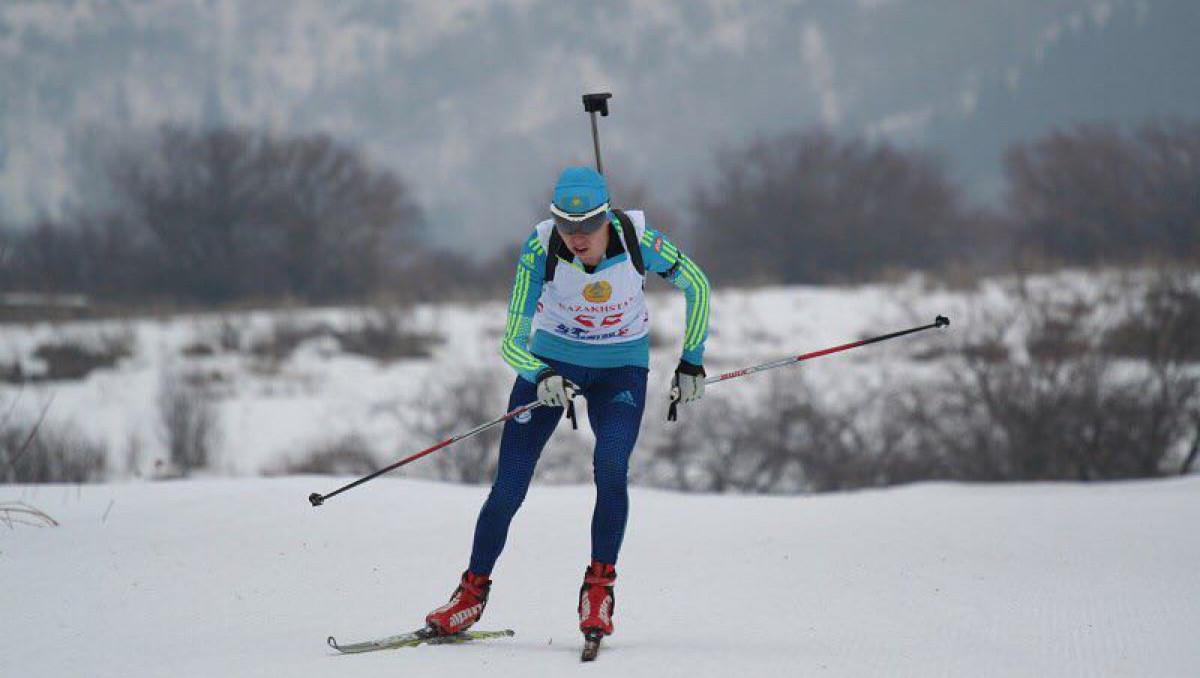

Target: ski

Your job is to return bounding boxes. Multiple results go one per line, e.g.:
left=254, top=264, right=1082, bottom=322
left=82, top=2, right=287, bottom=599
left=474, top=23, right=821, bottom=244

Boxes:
left=581, top=630, right=604, bottom=662
left=327, top=627, right=515, bottom=654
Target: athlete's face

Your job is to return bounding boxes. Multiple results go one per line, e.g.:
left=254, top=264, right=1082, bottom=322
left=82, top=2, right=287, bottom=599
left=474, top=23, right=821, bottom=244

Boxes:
left=561, top=224, right=609, bottom=266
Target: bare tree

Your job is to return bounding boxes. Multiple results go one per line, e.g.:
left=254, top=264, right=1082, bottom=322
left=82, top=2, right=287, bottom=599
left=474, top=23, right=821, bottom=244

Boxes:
left=692, top=131, right=968, bottom=285
left=1005, top=119, right=1200, bottom=266
left=3, top=127, right=425, bottom=306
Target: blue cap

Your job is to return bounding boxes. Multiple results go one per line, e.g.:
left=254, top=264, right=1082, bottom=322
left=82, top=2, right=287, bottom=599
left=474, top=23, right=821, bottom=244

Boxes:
left=552, top=167, right=609, bottom=216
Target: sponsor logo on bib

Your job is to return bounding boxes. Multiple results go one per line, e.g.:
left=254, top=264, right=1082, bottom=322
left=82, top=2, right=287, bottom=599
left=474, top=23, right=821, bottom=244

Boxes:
left=574, top=312, right=624, bottom=328
left=583, top=281, right=613, bottom=303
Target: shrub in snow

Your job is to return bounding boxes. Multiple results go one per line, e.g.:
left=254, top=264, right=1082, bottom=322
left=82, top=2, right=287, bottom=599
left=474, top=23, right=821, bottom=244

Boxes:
left=180, top=342, right=216, bottom=357
left=249, top=316, right=335, bottom=366
left=409, top=367, right=509, bottom=485
left=5, top=330, right=134, bottom=383
left=897, top=281, right=1200, bottom=481
left=333, top=307, right=438, bottom=363
left=637, top=391, right=750, bottom=492
left=158, top=372, right=219, bottom=476
left=1102, top=272, right=1200, bottom=364
left=264, top=434, right=379, bottom=476
left=1, top=420, right=107, bottom=484
left=637, top=375, right=895, bottom=493
left=637, top=276, right=1200, bottom=491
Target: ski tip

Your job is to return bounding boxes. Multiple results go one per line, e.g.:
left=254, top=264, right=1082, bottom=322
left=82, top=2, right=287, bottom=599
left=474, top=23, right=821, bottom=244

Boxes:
left=327, top=636, right=340, bottom=651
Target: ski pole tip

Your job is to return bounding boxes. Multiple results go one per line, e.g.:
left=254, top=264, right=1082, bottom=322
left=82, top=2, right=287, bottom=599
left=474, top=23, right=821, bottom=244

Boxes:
left=309, top=492, right=325, bottom=507
left=935, top=315, right=950, bottom=328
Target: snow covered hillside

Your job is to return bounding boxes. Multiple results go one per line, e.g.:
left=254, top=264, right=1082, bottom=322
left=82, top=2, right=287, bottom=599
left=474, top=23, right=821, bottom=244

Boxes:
left=1, top=271, right=1139, bottom=483
left=3, top=475, right=1198, bottom=677
left=0, top=275, right=964, bottom=479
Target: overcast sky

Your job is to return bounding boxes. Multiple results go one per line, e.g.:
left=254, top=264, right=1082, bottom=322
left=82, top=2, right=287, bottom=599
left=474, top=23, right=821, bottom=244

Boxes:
left=2, top=0, right=1198, bottom=253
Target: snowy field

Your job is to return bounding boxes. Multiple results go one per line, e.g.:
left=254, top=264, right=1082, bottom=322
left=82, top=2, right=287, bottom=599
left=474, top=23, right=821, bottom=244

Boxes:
left=3, top=475, right=1199, bottom=677
left=0, top=271, right=1141, bottom=480
left=3, top=271, right=1197, bottom=676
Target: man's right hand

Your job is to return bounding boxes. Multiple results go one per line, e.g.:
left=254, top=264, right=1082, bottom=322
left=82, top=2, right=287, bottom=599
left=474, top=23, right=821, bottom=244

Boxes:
left=536, top=368, right=577, bottom=408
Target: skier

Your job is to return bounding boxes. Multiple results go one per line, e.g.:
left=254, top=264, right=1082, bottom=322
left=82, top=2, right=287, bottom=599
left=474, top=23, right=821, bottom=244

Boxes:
left=425, top=166, right=711, bottom=644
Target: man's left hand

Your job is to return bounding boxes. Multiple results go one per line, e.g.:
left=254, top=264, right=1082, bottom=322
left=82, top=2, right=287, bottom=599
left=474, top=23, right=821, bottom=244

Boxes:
left=671, top=360, right=706, bottom=405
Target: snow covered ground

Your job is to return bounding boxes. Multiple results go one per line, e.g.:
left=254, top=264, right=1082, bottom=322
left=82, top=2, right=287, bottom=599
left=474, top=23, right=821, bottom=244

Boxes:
left=0, top=271, right=1137, bottom=481
left=3, top=475, right=1199, bottom=677
left=3, top=271, right=1197, bottom=675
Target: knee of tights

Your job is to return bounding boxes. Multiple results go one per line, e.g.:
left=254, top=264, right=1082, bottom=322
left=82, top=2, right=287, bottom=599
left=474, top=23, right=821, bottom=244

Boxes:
left=483, top=488, right=528, bottom=514
left=593, top=462, right=629, bottom=488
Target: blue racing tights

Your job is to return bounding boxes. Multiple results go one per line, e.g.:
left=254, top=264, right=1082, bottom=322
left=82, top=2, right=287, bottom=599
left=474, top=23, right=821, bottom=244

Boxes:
left=468, top=357, right=648, bottom=576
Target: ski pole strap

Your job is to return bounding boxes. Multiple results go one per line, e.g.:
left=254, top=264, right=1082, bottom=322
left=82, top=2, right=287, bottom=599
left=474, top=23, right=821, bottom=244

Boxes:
left=566, top=396, right=578, bottom=430
left=667, top=360, right=704, bottom=422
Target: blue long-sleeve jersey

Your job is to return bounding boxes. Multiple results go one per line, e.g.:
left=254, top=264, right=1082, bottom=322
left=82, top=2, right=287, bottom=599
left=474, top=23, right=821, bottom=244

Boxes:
left=500, top=213, right=711, bottom=382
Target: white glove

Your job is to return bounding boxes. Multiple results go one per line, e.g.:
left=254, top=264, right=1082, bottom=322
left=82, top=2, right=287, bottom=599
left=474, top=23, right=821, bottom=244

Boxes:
left=536, top=368, right=576, bottom=408
left=671, top=360, right=706, bottom=404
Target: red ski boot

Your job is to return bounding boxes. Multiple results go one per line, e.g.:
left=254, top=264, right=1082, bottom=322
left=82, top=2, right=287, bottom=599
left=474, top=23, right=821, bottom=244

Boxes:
left=426, top=571, right=491, bottom=635
left=578, top=561, right=617, bottom=636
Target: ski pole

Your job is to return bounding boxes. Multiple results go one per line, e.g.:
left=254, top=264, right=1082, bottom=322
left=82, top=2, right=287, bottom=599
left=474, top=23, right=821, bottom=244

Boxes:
left=582, top=92, right=612, bottom=175
left=669, top=315, right=950, bottom=419
left=309, top=398, right=544, bottom=507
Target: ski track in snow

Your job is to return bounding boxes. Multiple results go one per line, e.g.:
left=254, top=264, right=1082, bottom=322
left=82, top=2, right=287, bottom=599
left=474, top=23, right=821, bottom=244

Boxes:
left=2, top=476, right=1198, bottom=677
